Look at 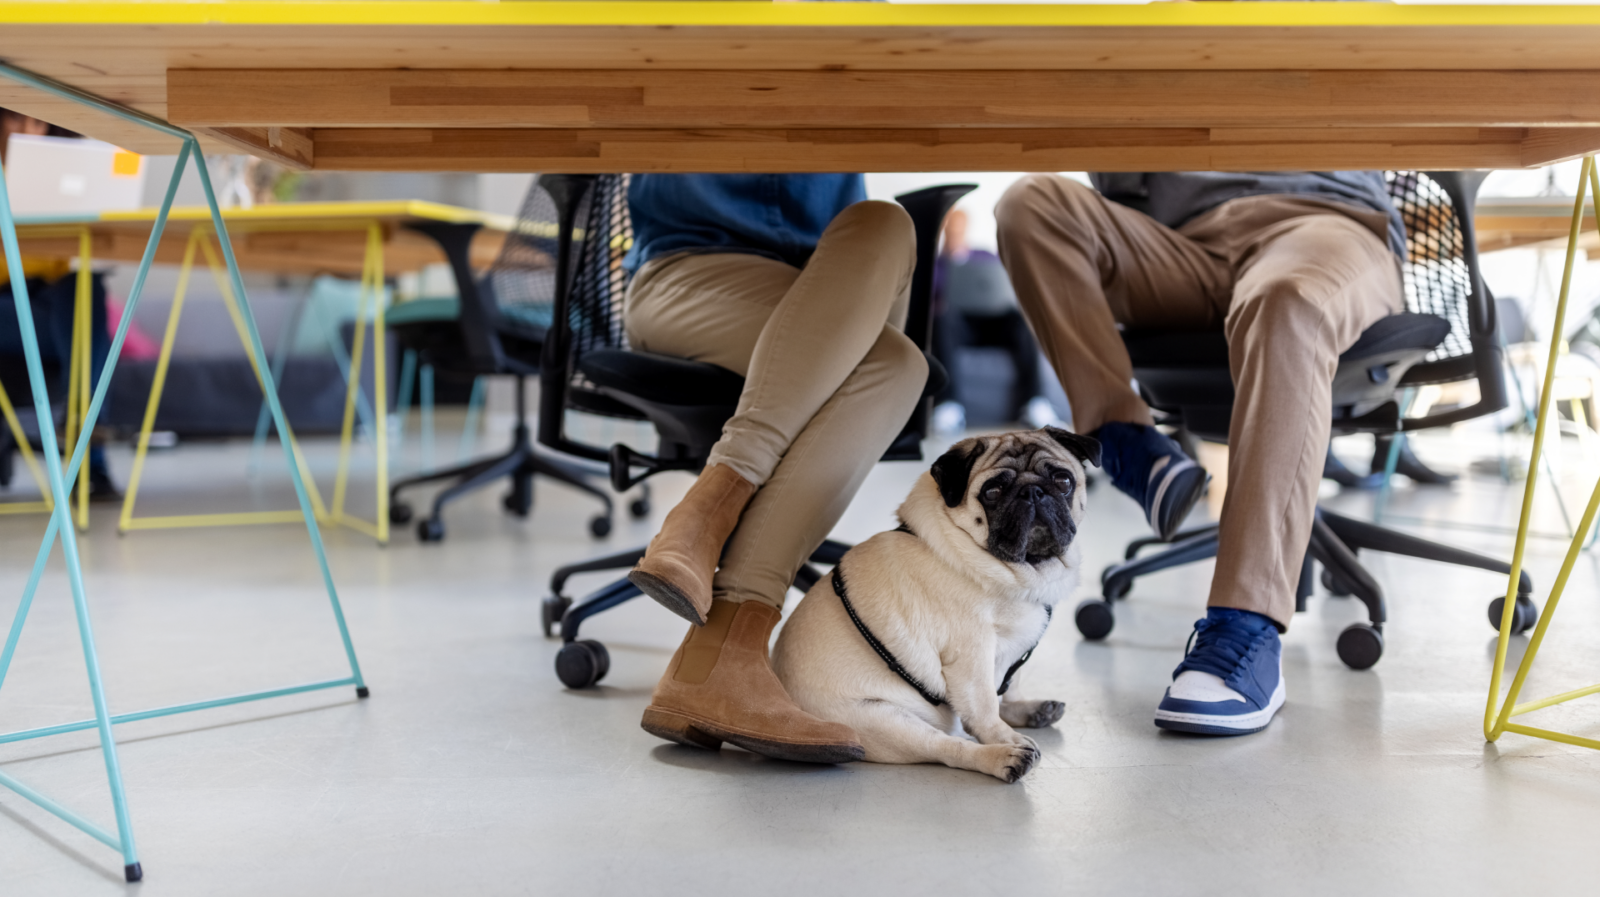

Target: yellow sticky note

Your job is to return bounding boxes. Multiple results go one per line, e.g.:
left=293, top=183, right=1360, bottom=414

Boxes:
left=112, top=151, right=142, bottom=177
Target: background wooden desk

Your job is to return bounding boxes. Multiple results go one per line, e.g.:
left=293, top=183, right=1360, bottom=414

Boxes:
left=11, top=201, right=513, bottom=541
left=10, top=201, right=509, bottom=276
left=1475, top=197, right=1600, bottom=254
left=4, top=2, right=1600, bottom=172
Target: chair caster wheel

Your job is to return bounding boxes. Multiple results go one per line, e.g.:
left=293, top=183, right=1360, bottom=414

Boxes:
left=502, top=492, right=532, bottom=517
left=629, top=496, right=651, bottom=518
left=417, top=518, right=445, bottom=542
left=1320, top=568, right=1352, bottom=597
left=389, top=502, right=413, bottom=524
left=1487, top=595, right=1538, bottom=634
left=1100, top=569, right=1132, bottom=601
left=1336, top=623, right=1384, bottom=670
left=556, top=639, right=611, bottom=688
left=541, top=595, right=572, bottom=638
left=1074, top=599, right=1115, bottom=641
left=589, top=514, right=612, bottom=538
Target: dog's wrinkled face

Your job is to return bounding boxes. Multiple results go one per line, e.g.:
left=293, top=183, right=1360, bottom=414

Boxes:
left=929, top=428, right=1100, bottom=565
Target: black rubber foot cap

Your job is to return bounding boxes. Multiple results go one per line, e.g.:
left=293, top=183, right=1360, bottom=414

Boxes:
left=125, top=862, right=143, bottom=882
left=356, top=686, right=370, bottom=698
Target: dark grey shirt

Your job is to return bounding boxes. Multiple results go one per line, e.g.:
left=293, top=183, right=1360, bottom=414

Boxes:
left=1089, top=171, right=1407, bottom=258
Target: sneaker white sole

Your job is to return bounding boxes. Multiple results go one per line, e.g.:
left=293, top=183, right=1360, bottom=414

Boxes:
left=1154, top=675, right=1286, bottom=736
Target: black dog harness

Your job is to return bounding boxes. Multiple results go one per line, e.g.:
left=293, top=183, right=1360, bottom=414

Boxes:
left=830, top=547, right=1050, bottom=708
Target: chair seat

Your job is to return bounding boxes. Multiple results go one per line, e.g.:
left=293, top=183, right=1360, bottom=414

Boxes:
left=387, top=298, right=549, bottom=376
left=578, top=350, right=747, bottom=407
left=386, top=296, right=552, bottom=337
left=1121, top=312, right=1450, bottom=368
left=1123, top=312, right=1452, bottom=439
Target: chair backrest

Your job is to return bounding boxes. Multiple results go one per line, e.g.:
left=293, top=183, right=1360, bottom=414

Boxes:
left=1385, top=170, right=1508, bottom=430
left=478, top=186, right=562, bottom=335
left=535, top=173, right=652, bottom=465
left=535, top=173, right=972, bottom=467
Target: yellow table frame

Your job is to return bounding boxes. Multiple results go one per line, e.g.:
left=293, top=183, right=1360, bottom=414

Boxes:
left=116, top=220, right=390, bottom=543
left=1486, top=154, right=1600, bottom=752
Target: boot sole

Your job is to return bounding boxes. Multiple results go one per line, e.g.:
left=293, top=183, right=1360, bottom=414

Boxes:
left=628, top=570, right=708, bottom=625
left=641, top=707, right=865, bottom=765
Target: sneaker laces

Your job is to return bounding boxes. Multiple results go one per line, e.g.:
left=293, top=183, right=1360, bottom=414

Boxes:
left=1175, top=617, right=1273, bottom=687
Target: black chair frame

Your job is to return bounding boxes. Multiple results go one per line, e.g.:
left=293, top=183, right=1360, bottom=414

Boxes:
left=385, top=218, right=620, bottom=542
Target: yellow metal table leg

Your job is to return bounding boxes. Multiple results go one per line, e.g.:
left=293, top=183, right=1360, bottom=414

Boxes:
left=121, top=230, right=333, bottom=533
left=63, top=228, right=93, bottom=529
left=118, top=230, right=201, bottom=534
left=200, top=235, right=329, bottom=522
left=330, top=222, right=388, bottom=544
left=1486, top=154, right=1600, bottom=750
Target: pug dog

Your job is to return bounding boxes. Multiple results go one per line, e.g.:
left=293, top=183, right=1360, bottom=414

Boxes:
left=772, top=428, right=1099, bottom=782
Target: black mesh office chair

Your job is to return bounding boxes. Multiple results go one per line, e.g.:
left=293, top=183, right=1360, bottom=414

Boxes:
left=384, top=202, right=625, bottom=542
left=528, top=173, right=972, bottom=688
left=1076, top=171, right=1536, bottom=670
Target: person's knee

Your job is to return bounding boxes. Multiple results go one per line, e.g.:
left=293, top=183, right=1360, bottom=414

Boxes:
left=867, top=328, right=930, bottom=408
left=1226, top=275, right=1332, bottom=358
left=996, top=174, right=1096, bottom=244
left=832, top=199, right=916, bottom=268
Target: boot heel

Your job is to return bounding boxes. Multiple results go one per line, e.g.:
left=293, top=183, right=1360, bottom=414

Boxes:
left=641, top=708, right=723, bottom=751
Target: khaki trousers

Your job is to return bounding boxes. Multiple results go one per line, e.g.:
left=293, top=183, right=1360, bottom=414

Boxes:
left=995, top=175, right=1403, bottom=628
left=625, top=200, right=926, bottom=610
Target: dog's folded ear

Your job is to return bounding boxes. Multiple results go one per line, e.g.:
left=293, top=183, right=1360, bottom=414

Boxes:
left=930, top=439, right=986, bottom=507
left=1044, top=427, right=1102, bottom=468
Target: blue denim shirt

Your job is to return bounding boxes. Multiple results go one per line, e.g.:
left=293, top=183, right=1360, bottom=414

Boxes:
left=626, top=174, right=867, bottom=271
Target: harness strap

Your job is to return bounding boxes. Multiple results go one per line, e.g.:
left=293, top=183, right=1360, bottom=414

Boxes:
left=832, top=561, right=1053, bottom=707
left=998, top=604, right=1051, bottom=696
left=833, top=566, right=947, bottom=706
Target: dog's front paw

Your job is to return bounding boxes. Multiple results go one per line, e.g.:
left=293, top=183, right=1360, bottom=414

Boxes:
left=1001, top=699, right=1066, bottom=729
left=977, top=740, right=1041, bottom=783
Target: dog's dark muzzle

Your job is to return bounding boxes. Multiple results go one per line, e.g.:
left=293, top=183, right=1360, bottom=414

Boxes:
left=988, top=484, right=1077, bottom=565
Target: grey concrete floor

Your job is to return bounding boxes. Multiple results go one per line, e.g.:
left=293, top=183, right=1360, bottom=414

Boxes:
left=2, top=428, right=1600, bottom=896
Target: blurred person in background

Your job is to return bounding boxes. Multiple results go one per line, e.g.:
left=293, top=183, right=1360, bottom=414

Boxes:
left=929, top=208, right=1060, bottom=435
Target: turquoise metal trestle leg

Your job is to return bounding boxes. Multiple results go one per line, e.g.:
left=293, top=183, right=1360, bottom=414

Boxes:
left=0, top=61, right=368, bottom=883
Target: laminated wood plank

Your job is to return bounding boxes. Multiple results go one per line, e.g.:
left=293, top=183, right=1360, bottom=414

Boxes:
left=309, top=125, right=1538, bottom=173
left=166, top=69, right=1600, bottom=131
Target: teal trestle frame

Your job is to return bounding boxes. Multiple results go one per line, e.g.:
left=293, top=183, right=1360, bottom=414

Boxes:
left=0, top=62, right=368, bottom=883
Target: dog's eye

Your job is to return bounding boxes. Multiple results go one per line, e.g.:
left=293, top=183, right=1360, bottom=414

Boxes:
left=1054, top=470, right=1074, bottom=486
left=982, top=486, right=1002, bottom=504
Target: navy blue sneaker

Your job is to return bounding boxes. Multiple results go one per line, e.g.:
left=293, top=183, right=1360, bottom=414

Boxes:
left=1092, top=422, right=1209, bottom=540
left=1155, top=608, right=1285, bottom=736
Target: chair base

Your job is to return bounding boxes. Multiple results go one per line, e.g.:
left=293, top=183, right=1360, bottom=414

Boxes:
left=390, top=380, right=622, bottom=542
left=1083, top=508, right=1535, bottom=670
left=543, top=539, right=853, bottom=687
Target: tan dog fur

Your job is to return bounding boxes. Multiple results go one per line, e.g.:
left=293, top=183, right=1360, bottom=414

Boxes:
left=773, top=429, right=1096, bottom=782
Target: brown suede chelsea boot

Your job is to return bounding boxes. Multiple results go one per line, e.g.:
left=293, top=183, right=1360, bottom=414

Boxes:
left=628, top=463, right=757, bottom=625
left=641, top=600, right=865, bottom=764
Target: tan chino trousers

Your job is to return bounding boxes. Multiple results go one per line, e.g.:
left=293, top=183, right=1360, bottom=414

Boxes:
left=625, top=200, right=927, bottom=611
left=995, top=175, right=1403, bottom=628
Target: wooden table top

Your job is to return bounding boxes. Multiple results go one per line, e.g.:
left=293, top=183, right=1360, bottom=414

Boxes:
left=10, top=200, right=513, bottom=275
left=5, top=2, right=1600, bottom=172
